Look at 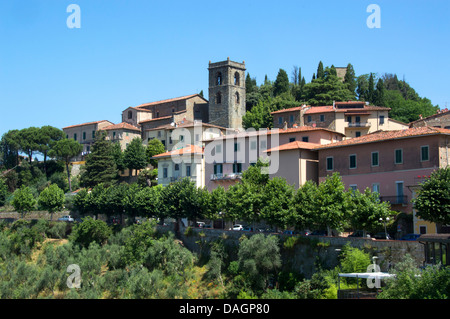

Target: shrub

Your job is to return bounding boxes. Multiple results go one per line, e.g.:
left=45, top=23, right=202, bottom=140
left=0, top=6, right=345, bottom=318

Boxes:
left=70, top=217, right=112, bottom=248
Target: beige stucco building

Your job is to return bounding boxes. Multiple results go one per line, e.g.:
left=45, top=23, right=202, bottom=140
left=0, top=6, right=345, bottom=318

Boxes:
left=151, top=144, right=205, bottom=188
left=100, top=122, right=142, bottom=150
left=272, top=101, right=408, bottom=139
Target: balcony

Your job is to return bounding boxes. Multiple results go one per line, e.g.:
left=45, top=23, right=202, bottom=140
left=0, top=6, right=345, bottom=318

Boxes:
left=346, top=122, right=371, bottom=128
left=380, top=195, right=408, bottom=205
left=210, top=173, right=242, bottom=181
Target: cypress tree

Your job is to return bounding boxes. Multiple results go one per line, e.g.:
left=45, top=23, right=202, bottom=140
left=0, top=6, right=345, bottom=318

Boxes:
left=317, top=61, right=325, bottom=79
left=80, top=131, right=118, bottom=188
left=273, top=69, right=290, bottom=97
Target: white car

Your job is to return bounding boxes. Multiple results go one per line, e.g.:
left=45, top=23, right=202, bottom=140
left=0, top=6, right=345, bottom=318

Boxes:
left=232, top=224, right=244, bottom=231
left=58, top=215, right=74, bottom=222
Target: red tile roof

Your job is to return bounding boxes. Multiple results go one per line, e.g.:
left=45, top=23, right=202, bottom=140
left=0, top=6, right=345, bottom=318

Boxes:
left=134, top=94, right=204, bottom=109
left=101, top=122, right=141, bottom=132
left=266, top=141, right=322, bottom=152
left=204, top=126, right=344, bottom=142
left=314, top=127, right=450, bottom=150
left=144, top=119, right=227, bottom=131
left=62, top=120, right=113, bottom=130
left=271, top=105, right=308, bottom=114
left=151, top=144, right=204, bottom=159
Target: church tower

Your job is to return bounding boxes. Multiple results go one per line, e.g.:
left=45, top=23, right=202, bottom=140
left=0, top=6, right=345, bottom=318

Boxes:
left=208, top=58, right=246, bottom=130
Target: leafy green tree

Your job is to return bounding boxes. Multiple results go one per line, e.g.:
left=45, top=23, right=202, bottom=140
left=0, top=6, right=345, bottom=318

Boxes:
left=367, top=73, right=375, bottom=103
left=38, top=126, right=66, bottom=175
left=0, top=179, right=10, bottom=206
left=238, top=234, right=281, bottom=293
left=111, top=142, right=125, bottom=171
left=314, top=173, right=348, bottom=235
left=146, top=138, right=166, bottom=167
left=17, top=127, right=42, bottom=164
left=261, top=177, right=295, bottom=230
left=242, top=99, right=274, bottom=130
left=302, top=67, right=354, bottom=106
left=413, top=167, right=450, bottom=225
left=123, top=137, right=147, bottom=176
left=292, top=180, right=319, bottom=230
left=273, top=69, right=290, bottom=97
left=356, top=74, right=369, bottom=101
left=70, top=216, right=112, bottom=248
left=373, top=78, right=385, bottom=106
left=1, top=130, right=21, bottom=169
left=49, top=138, right=83, bottom=192
left=38, top=184, right=65, bottom=221
left=11, top=186, right=37, bottom=218
left=80, top=132, right=117, bottom=188
left=346, top=187, right=393, bottom=236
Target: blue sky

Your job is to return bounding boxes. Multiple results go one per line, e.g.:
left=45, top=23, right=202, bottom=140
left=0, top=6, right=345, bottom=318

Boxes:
left=1, top=0, right=449, bottom=138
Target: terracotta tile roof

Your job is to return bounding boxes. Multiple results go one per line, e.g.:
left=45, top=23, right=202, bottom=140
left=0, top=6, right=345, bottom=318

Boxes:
left=409, top=109, right=450, bottom=127
left=314, top=127, right=450, bottom=150
left=271, top=105, right=308, bottom=114
left=265, top=141, right=322, bottom=152
left=151, top=144, right=204, bottom=159
left=204, top=126, right=344, bottom=142
left=138, top=115, right=174, bottom=124
left=304, top=105, right=335, bottom=114
left=134, top=94, right=203, bottom=109
left=62, top=120, right=113, bottom=130
left=101, top=122, right=141, bottom=132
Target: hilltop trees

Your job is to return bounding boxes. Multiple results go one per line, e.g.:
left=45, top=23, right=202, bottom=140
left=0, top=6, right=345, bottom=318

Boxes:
left=49, top=138, right=83, bottom=192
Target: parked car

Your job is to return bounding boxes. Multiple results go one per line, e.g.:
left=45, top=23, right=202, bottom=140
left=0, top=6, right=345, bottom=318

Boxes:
left=400, top=234, right=421, bottom=241
left=242, top=226, right=253, bottom=232
left=58, top=215, right=74, bottom=222
left=374, top=232, right=392, bottom=240
left=231, top=224, right=244, bottom=231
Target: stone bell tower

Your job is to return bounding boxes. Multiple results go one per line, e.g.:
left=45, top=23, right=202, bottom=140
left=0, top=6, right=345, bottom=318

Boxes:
left=208, top=58, right=246, bottom=130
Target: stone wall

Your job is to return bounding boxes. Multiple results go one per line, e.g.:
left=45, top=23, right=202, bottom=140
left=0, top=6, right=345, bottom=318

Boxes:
left=159, top=223, right=424, bottom=278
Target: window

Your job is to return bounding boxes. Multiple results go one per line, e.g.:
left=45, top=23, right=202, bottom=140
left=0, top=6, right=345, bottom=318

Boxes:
left=289, top=115, right=294, bottom=123
left=235, top=92, right=240, bottom=104
left=307, top=115, right=312, bottom=123
left=347, top=116, right=352, bottom=123
left=161, top=140, right=166, bottom=146
left=113, top=132, right=116, bottom=139
left=216, top=92, right=222, bottom=104
left=234, top=72, right=240, bottom=86
left=233, top=163, right=242, bottom=173
left=217, top=72, right=222, bottom=85
left=355, top=131, right=361, bottom=138
left=355, top=116, right=361, bottom=124
left=156, top=111, right=159, bottom=118
left=349, top=185, right=358, bottom=192
left=260, top=140, right=267, bottom=149
left=379, top=115, right=385, bottom=125
left=320, top=114, right=325, bottom=122
left=372, top=183, right=380, bottom=194
left=163, top=167, right=168, bottom=178
left=86, top=146, right=90, bottom=153
left=128, top=111, right=132, bottom=119
left=214, top=164, right=223, bottom=174
left=326, top=157, right=334, bottom=171
left=234, top=142, right=240, bottom=152
left=278, top=117, right=283, bottom=125
left=158, top=131, right=161, bottom=137
left=395, top=149, right=403, bottom=164
left=302, top=136, right=309, bottom=142
left=169, top=137, right=172, bottom=144
left=289, top=137, right=296, bottom=142
left=421, top=145, right=429, bottom=161
left=349, top=154, right=357, bottom=169
left=83, top=132, right=86, bottom=140
left=186, top=165, right=191, bottom=177
left=74, top=133, right=77, bottom=141
left=174, top=164, right=179, bottom=171
left=419, top=225, right=427, bottom=235
left=371, top=152, right=379, bottom=167
left=92, top=131, right=96, bottom=139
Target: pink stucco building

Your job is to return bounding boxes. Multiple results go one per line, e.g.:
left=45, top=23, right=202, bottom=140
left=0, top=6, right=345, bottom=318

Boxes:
left=315, top=127, right=450, bottom=235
